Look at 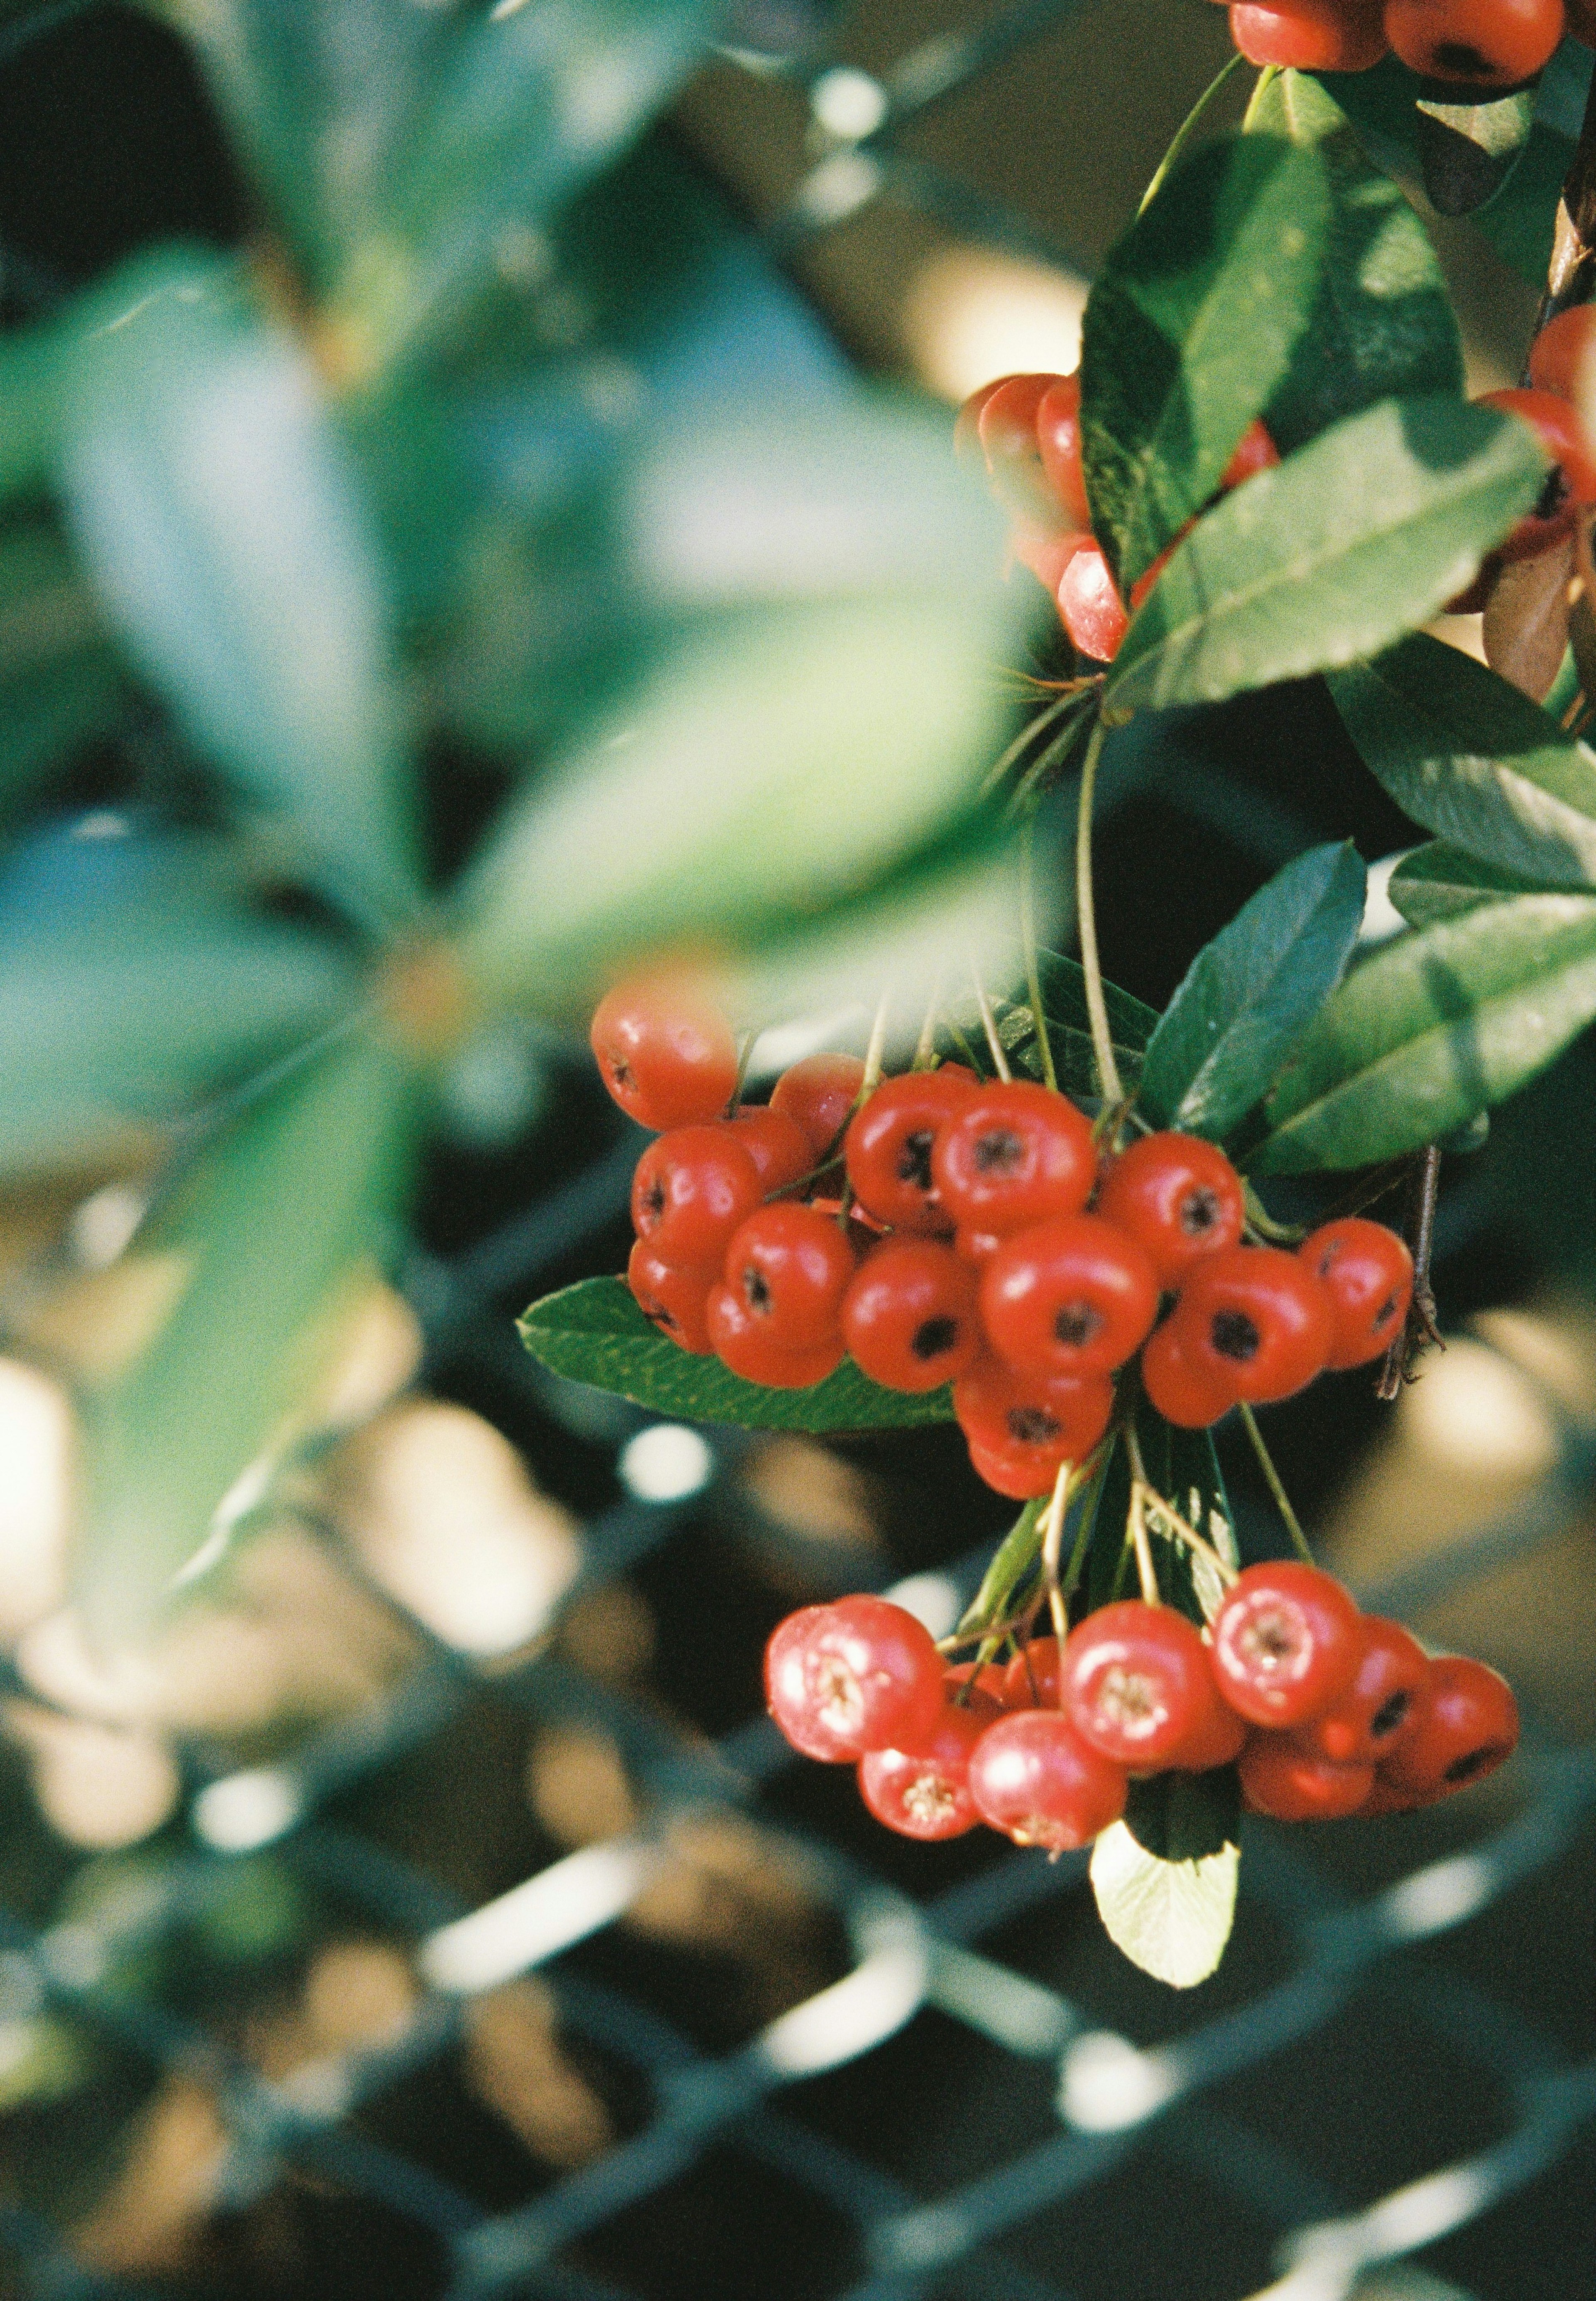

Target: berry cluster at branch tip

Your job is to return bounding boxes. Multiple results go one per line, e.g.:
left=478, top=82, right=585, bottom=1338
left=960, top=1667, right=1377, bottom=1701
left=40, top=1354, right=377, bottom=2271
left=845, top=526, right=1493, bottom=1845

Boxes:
left=1217, top=0, right=1581, bottom=81
left=764, top=1575, right=1519, bottom=1848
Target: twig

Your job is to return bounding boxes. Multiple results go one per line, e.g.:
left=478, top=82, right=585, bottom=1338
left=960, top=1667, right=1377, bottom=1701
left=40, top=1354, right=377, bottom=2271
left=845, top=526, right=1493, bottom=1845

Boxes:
left=1375, top=1144, right=1444, bottom=1400
left=969, top=958, right=1014, bottom=1082
left=1237, top=1402, right=1314, bottom=1564
left=1074, top=716, right=1124, bottom=1111
left=1020, top=819, right=1058, bottom=1092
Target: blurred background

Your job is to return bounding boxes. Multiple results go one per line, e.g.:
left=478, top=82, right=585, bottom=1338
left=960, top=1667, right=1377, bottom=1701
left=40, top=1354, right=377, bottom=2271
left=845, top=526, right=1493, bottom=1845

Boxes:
left=0, top=2, right=1591, bottom=2299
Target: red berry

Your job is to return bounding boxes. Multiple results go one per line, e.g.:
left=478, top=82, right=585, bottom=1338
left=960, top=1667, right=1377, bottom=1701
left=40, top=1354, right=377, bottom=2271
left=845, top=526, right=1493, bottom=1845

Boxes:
left=1171, top=1244, right=1333, bottom=1404
left=1166, top=1695, right=1248, bottom=1773
left=1302, top=1616, right=1431, bottom=1767
left=1220, top=418, right=1282, bottom=490
left=967, top=1710, right=1128, bottom=1849
left=1139, top=1316, right=1236, bottom=1429
left=728, top=1105, right=813, bottom=1192
left=981, top=1214, right=1160, bottom=1379
left=975, top=373, right=1068, bottom=526
left=1011, top=523, right=1089, bottom=600
left=1528, top=305, right=1596, bottom=400
left=1239, top=1732, right=1374, bottom=1820
left=1210, top=1562, right=1362, bottom=1727
left=1229, top=0, right=1388, bottom=67
left=707, top=1282, right=844, bottom=1387
left=844, top=1070, right=979, bottom=1233
left=953, top=1353, right=1114, bottom=1475
left=1377, top=1656, right=1518, bottom=1799
left=1034, top=374, right=1092, bottom=529
left=1384, top=0, right=1564, bottom=84
left=943, top=1660, right=1008, bottom=1717
left=859, top=1702, right=990, bottom=1839
left=965, top=1438, right=1061, bottom=1500
left=722, top=1202, right=856, bottom=1348
left=1358, top=1772, right=1429, bottom=1816
left=932, top=1081, right=1096, bottom=1237
left=1095, top=1132, right=1245, bottom=1288
left=1057, top=540, right=1130, bottom=661
left=955, top=1225, right=1005, bottom=1262
left=1061, top=1600, right=1230, bottom=1769
left=768, top=1052, right=865, bottom=1158
left=842, top=1237, right=981, bottom=1392
left=1479, top=386, right=1596, bottom=506
left=627, top=1239, right=714, bottom=1353
left=1299, top=1218, right=1414, bottom=1372
left=765, top=1597, right=946, bottom=1761
left=631, top=1126, right=763, bottom=1269
left=591, top=977, right=739, bottom=1129
left=1000, top=1638, right=1060, bottom=1710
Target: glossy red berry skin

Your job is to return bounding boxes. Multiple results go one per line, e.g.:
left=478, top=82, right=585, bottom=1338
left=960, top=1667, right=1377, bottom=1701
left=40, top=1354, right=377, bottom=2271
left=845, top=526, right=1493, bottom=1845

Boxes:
left=845, top=1070, right=979, bottom=1233
left=722, top=1202, right=856, bottom=1348
left=1172, top=1244, right=1333, bottom=1404
left=975, top=373, right=1066, bottom=526
left=932, top=1081, right=1097, bottom=1237
left=1139, top=1316, right=1237, bottom=1429
left=967, top=1710, right=1128, bottom=1849
left=1229, top=0, right=1388, bottom=67
left=631, top=1126, right=763, bottom=1269
left=1057, top=540, right=1130, bottom=662
left=1012, top=523, right=1088, bottom=600
left=981, top=1214, right=1160, bottom=1379
left=627, top=1240, right=714, bottom=1353
left=1479, top=386, right=1596, bottom=506
left=842, top=1237, right=981, bottom=1393
left=1298, top=1218, right=1414, bottom=1372
left=707, top=1284, right=844, bottom=1387
left=591, top=978, right=739, bottom=1130
left=768, top=1052, right=865, bottom=1158
left=1528, top=304, right=1596, bottom=400
left=1034, top=374, right=1093, bottom=529
left=1000, top=1639, right=1059, bottom=1710
left=1061, top=1601, right=1229, bottom=1769
left=1384, top=0, right=1564, bottom=87
left=1210, top=1562, right=1362, bottom=1727
left=954, top=1353, right=1114, bottom=1477
left=728, top=1105, right=813, bottom=1192
left=1239, top=1733, right=1374, bottom=1821
left=965, top=1438, right=1062, bottom=1500
left=1302, top=1616, right=1431, bottom=1767
left=1377, top=1656, right=1519, bottom=1798
left=765, top=1597, right=946, bottom=1762
left=943, top=1661, right=1008, bottom=1718
left=1167, top=1695, right=1248, bottom=1773
left=1096, top=1132, right=1245, bottom=1288
left=860, top=1702, right=990, bottom=1839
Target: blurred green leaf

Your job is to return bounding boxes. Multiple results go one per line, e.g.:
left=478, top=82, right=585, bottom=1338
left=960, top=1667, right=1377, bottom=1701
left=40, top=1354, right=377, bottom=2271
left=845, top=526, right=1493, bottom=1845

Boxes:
left=1090, top=1809, right=1239, bottom=1988
left=1139, top=842, right=1365, bottom=1139
left=0, top=325, right=58, bottom=506
left=1081, top=134, right=1331, bottom=591
left=0, top=517, right=123, bottom=814
left=1387, top=840, right=1550, bottom=925
left=520, top=1276, right=956, bottom=1429
left=1105, top=397, right=1545, bottom=715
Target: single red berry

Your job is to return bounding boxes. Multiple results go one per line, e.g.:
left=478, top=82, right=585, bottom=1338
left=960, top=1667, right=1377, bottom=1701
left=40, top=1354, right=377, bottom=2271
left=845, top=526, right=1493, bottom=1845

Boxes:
left=631, top=1126, right=763, bottom=1269
left=1139, top=1316, right=1237, bottom=1429
left=1166, top=1695, right=1248, bottom=1773
left=1528, top=304, right=1596, bottom=400
left=1210, top=1562, right=1362, bottom=1727
left=1096, top=1132, right=1245, bottom=1288
left=727, top=1104, right=813, bottom=1194
left=1219, top=418, right=1282, bottom=490
left=1298, top=1218, right=1414, bottom=1372
left=768, top=1052, right=865, bottom=1158
left=765, top=1597, right=946, bottom=1761
left=1034, top=374, right=1093, bottom=530
left=967, top=1438, right=1066, bottom=1500
left=943, top=1661, right=1008, bottom=1718
left=1229, top=0, right=1388, bottom=67
left=723, top=1201, right=856, bottom=1348
left=1479, top=385, right=1596, bottom=505
left=967, top=1710, right=1128, bottom=1849
left=1384, top=0, right=1564, bottom=86
left=1171, top=1244, right=1334, bottom=1404
left=1057, top=540, right=1130, bottom=662
left=932, top=1080, right=1097, bottom=1238
left=707, top=1282, right=844, bottom=1387
left=1377, top=1656, right=1519, bottom=1799
left=981, top=1213, right=1160, bottom=1379
left=842, top=1237, right=981, bottom=1392
left=1061, top=1601, right=1229, bottom=1768
left=953, top=1352, right=1115, bottom=1474
left=1302, top=1616, right=1431, bottom=1767
left=627, top=1239, right=714, bottom=1353
left=591, top=977, right=739, bottom=1129
left=1239, top=1732, right=1374, bottom=1821
left=859, top=1702, right=990, bottom=1839
left=975, top=373, right=1069, bottom=526
left=1000, top=1638, right=1060, bottom=1710
left=844, top=1069, right=980, bottom=1233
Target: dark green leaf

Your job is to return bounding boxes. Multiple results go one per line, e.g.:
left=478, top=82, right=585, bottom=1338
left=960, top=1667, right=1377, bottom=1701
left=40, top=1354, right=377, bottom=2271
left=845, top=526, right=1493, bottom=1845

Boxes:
left=1081, top=135, right=1331, bottom=590
left=998, top=948, right=1157, bottom=1100
left=1123, top=1765, right=1242, bottom=1863
left=1247, top=893, right=1596, bottom=1172
left=519, top=1276, right=956, bottom=1429
left=1104, top=396, right=1546, bottom=715
left=1388, top=841, right=1554, bottom=926
left=1328, top=633, right=1596, bottom=887
left=0, top=517, right=123, bottom=817
left=1138, top=842, right=1366, bottom=1139
left=1415, top=89, right=1536, bottom=216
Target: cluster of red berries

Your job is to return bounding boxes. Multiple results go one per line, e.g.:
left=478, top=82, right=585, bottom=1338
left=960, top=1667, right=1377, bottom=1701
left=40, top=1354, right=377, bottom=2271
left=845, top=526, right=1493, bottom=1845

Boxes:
left=765, top=1569, right=1520, bottom=1848
left=1219, top=0, right=1583, bottom=81
left=1447, top=308, right=1596, bottom=616
left=955, top=368, right=1278, bottom=661
left=592, top=977, right=1415, bottom=1502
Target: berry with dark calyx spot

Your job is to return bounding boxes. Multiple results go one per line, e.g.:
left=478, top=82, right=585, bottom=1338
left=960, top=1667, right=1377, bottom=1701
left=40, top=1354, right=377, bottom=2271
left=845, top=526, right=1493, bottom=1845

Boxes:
left=967, top=1710, right=1128, bottom=1849
left=1239, top=1732, right=1374, bottom=1820
left=859, top=1703, right=990, bottom=1839
left=933, top=1079, right=1097, bottom=1237
left=707, top=1283, right=845, bottom=1387
left=722, top=1202, right=856, bottom=1349
left=1298, top=1217, right=1414, bottom=1371
left=729, top=1105, right=814, bottom=1192
left=1172, top=1244, right=1333, bottom=1403
left=627, top=1239, right=714, bottom=1353
left=1034, top=373, right=1093, bottom=529
left=981, top=1213, right=1160, bottom=1378
left=844, top=1069, right=980, bottom=1233
left=1061, top=1600, right=1233, bottom=1769
left=1383, top=0, right=1564, bottom=88
left=765, top=1596, right=946, bottom=1761
left=953, top=1353, right=1115, bottom=1483
left=631, top=1126, right=763, bottom=1269
left=1377, top=1655, right=1519, bottom=1799
left=1095, top=1131, right=1246, bottom=1288
left=1229, top=0, right=1388, bottom=67
left=842, top=1237, right=982, bottom=1392
left=1139, top=1315, right=1237, bottom=1429
left=768, top=1052, right=865, bottom=1157
left=591, top=976, right=739, bottom=1130
left=1302, top=1616, right=1431, bottom=1767
left=1210, top=1561, right=1362, bottom=1727
left=1057, top=540, right=1130, bottom=662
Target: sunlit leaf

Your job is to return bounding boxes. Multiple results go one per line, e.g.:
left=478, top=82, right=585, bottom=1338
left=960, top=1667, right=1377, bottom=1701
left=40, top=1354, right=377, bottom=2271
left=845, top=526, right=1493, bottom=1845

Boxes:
left=1090, top=1808, right=1240, bottom=1988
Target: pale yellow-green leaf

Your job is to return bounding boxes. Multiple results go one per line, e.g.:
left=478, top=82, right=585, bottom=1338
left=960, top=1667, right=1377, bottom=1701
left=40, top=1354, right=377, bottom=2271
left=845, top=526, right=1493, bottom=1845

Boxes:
left=1089, top=1821, right=1239, bottom=1989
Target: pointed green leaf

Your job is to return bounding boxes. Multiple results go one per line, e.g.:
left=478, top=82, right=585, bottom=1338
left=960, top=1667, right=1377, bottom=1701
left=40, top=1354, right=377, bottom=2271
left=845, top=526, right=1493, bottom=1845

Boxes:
left=1387, top=841, right=1550, bottom=926
left=1416, top=89, right=1537, bottom=216
left=1104, top=396, right=1546, bottom=715
left=1139, top=843, right=1366, bottom=1140
left=1090, top=1812, right=1240, bottom=1988
left=520, top=1276, right=955, bottom=1430
left=1081, top=134, right=1332, bottom=590
left=999, top=949, right=1157, bottom=1100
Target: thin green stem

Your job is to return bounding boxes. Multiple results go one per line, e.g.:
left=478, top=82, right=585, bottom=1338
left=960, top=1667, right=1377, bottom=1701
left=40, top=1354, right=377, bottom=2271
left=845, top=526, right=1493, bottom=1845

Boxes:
left=913, top=971, right=943, bottom=1071
left=980, top=691, right=1078, bottom=801
left=1074, top=716, right=1123, bottom=1110
left=1020, top=820, right=1058, bottom=1093
left=1140, top=52, right=1246, bottom=217
left=861, top=991, right=893, bottom=1094
left=1238, top=1401, right=1315, bottom=1564
left=1240, top=62, right=1280, bottom=131
left=969, top=958, right=1013, bottom=1082
left=727, top=1030, right=756, bottom=1114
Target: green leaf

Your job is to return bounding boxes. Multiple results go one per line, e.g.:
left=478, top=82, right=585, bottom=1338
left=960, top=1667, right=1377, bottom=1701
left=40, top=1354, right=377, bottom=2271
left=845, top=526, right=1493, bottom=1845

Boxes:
left=1138, top=1417, right=1239, bottom=1628
left=1246, top=893, right=1596, bottom=1172
left=0, top=517, right=123, bottom=817
left=1123, top=1764, right=1242, bottom=1862
left=1089, top=1810, right=1240, bottom=1988
left=1103, top=396, right=1547, bottom=716
left=1328, top=633, right=1596, bottom=888
left=0, top=326, right=58, bottom=506
left=998, top=948, right=1157, bottom=1100
left=1081, top=134, right=1331, bottom=590
left=1138, top=843, right=1366, bottom=1140
left=519, top=1276, right=956, bottom=1430
left=1248, top=73, right=1463, bottom=452
left=1415, top=89, right=1536, bottom=216
left=1387, top=841, right=1550, bottom=926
